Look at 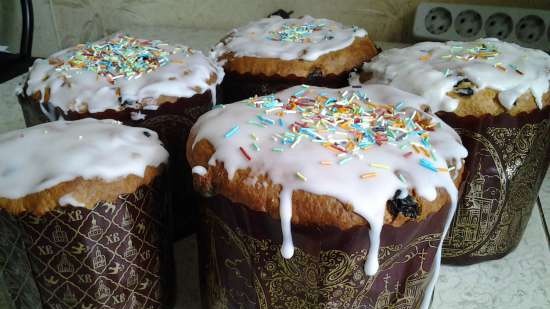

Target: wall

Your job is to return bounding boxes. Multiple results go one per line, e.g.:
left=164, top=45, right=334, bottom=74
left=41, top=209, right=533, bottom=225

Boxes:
left=1, top=0, right=549, bottom=57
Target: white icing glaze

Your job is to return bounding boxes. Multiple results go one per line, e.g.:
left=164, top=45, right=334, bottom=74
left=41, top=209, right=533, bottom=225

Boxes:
left=25, top=34, right=224, bottom=120
left=59, top=194, right=85, bottom=207
left=0, top=118, right=168, bottom=199
left=190, top=85, right=467, bottom=290
left=213, top=15, right=367, bottom=62
left=191, top=165, right=207, bottom=176
left=361, top=38, right=550, bottom=112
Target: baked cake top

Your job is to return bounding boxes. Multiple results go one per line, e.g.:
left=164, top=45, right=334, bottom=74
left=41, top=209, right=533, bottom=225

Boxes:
left=188, top=84, right=467, bottom=275
left=25, top=34, right=224, bottom=118
left=361, top=38, right=550, bottom=113
left=213, top=15, right=368, bottom=62
left=0, top=118, right=168, bottom=212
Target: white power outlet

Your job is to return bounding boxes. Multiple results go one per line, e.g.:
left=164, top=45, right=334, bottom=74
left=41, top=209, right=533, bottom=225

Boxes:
left=413, top=2, right=550, bottom=52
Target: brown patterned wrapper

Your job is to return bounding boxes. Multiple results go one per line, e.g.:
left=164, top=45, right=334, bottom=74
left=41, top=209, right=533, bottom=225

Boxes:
left=14, top=177, right=174, bottom=309
left=18, top=89, right=219, bottom=238
left=220, top=69, right=354, bottom=104
left=197, top=195, right=451, bottom=309
left=0, top=210, right=42, bottom=309
left=438, top=106, right=550, bottom=264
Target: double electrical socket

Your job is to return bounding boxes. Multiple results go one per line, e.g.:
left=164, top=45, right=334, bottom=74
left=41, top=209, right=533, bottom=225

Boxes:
left=413, top=2, right=549, bottom=52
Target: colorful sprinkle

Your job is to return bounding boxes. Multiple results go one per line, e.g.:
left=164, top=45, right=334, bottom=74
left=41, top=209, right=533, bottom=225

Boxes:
left=248, top=120, right=267, bottom=128
left=60, top=35, right=174, bottom=79
left=224, top=126, right=240, bottom=138
left=268, top=23, right=325, bottom=43
left=290, top=136, right=302, bottom=149
left=419, top=158, right=438, bottom=172
left=295, top=171, right=308, bottom=182
left=360, top=172, right=377, bottom=179
left=370, top=163, right=390, bottom=170
left=398, top=174, right=407, bottom=184
left=257, top=115, right=275, bottom=125
left=236, top=85, right=443, bottom=181
left=419, top=53, right=432, bottom=62
left=239, top=146, right=252, bottom=161
left=339, top=157, right=353, bottom=165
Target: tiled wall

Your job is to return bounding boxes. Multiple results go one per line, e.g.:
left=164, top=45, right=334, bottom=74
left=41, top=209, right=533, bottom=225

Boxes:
left=1, top=0, right=549, bottom=57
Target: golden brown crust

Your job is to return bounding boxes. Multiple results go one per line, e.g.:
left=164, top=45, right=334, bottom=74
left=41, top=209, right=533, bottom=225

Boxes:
left=187, top=137, right=463, bottom=231
left=219, top=37, right=378, bottom=78
left=0, top=165, right=162, bottom=216
left=449, top=88, right=550, bottom=117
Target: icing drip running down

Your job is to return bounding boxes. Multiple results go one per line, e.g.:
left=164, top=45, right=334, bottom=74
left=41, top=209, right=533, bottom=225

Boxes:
left=0, top=118, right=168, bottom=199
left=25, top=33, right=224, bottom=118
left=190, top=85, right=467, bottom=279
left=213, top=15, right=367, bottom=61
left=362, top=38, right=550, bottom=112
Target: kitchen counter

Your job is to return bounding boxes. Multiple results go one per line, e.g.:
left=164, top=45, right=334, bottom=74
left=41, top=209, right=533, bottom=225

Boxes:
left=0, top=29, right=548, bottom=309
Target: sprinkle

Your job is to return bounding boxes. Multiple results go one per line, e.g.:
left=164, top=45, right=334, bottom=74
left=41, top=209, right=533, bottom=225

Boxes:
left=224, top=126, right=240, bottom=138
left=320, top=160, right=332, bottom=166
left=370, top=163, right=389, bottom=170
left=290, top=136, right=302, bottom=149
left=278, top=118, right=285, bottom=127
left=419, top=53, right=432, bottom=62
left=62, top=35, right=174, bottom=79
left=272, top=147, right=284, bottom=152
left=338, top=157, right=353, bottom=165
left=239, top=146, right=252, bottom=161
left=247, top=120, right=267, bottom=128
left=437, top=167, right=449, bottom=172
left=509, top=64, right=524, bottom=75
left=268, top=23, right=325, bottom=43
left=251, top=133, right=259, bottom=141
left=395, top=101, right=405, bottom=110
left=403, top=151, right=413, bottom=158
left=257, top=115, right=275, bottom=125
left=360, top=172, right=377, bottom=179
left=494, top=63, right=507, bottom=72
left=419, top=158, right=438, bottom=172
left=398, top=174, right=407, bottom=184
left=252, top=143, right=261, bottom=151
left=294, top=87, right=308, bottom=97
left=295, top=171, right=308, bottom=182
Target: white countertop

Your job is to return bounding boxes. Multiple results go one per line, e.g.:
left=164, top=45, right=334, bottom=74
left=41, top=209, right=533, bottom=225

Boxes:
left=1, top=29, right=548, bottom=309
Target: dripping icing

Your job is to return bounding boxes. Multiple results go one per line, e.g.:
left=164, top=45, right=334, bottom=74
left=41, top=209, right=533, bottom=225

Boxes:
left=25, top=33, right=224, bottom=119
left=190, top=85, right=466, bottom=280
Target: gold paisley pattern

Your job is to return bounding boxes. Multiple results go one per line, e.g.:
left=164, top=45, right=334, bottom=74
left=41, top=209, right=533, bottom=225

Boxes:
left=443, top=118, right=550, bottom=260
left=200, top=206, right=443, bottom=309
